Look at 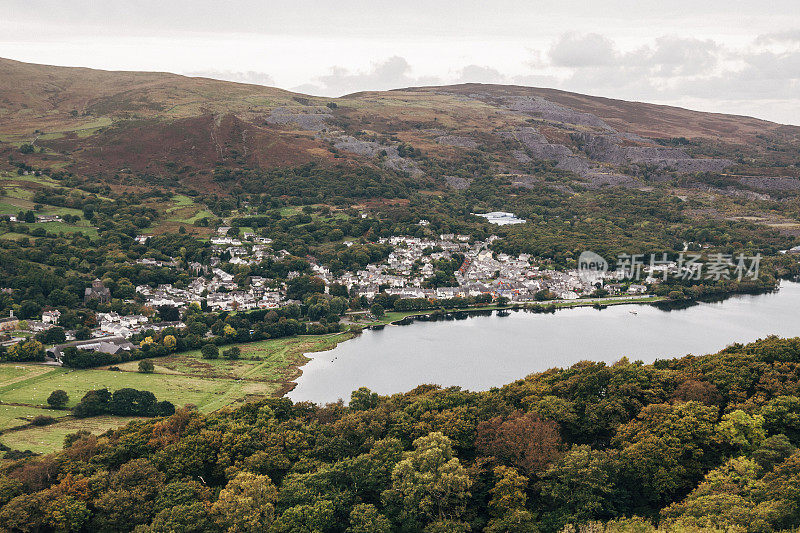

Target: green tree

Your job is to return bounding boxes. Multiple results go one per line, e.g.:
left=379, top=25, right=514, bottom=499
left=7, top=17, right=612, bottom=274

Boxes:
left=211, top=472, right=278, bottom=532
left=485, top=466, right=538, bottom=533
left=138, top=359, right=155, bottom=373
left=350, top=387, right=379, bottom=411
left=539, top=445, right=617, bottom=529
left=47, top=389, right=69, bottom=409
left=382, top=432, right=472, bottom=529
left=370, top=303, right=384, bottom=318
left=347, top=503, right=391, bottom=533
left=716, top=409, right=766, bottom=454
left=4, top=339, right=45, bottom=362
left=272, top=500, right=335, bottom=533
left=201, top=343, right=219, bottom=360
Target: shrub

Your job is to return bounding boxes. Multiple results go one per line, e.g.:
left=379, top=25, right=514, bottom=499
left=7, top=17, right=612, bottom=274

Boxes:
left=222, top=346, right=240, bottom=360
left=156, top=401, right=176, bottom=417
left=138, top=359, right=155, bottom=373
left=30, top=415, right=56, bottom=427
left=201, top=343, right=219, bottom=359
left=47, top=390, right=69, bottom=409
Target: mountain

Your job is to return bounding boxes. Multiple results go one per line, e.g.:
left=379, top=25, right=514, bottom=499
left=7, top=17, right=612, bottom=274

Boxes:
left=2, top=57, right=799, bottom=196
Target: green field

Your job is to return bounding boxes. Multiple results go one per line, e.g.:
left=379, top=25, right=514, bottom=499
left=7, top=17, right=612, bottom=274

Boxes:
left=2, top=416, right=143, bottom=455
left=0, top=173, right=99, bottom=236
left=0, top=333, right=352, bottom=454
left=0, top=405, right=68, bottom=431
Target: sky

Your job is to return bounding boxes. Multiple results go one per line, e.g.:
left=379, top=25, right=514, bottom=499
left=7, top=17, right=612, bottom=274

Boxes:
left=2, top=0, right=799, bottom=124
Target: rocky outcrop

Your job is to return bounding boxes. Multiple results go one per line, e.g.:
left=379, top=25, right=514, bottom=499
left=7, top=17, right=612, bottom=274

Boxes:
left=502, top=96, right=614, bottom=130
left=737, top=176, right=800, bottom=192
left=444, top=175, right=472, bottom=190
left=573, top=132, right=733, bottom=173
left=331, top=135, right=423, bottom=176
left=265, top=107, right=333, bottom=131
left=499, top=127, right=590, bottom=175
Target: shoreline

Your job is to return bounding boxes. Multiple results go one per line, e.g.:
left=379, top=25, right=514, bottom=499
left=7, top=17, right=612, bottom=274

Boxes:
left=287, top=284, right=790, bottom=398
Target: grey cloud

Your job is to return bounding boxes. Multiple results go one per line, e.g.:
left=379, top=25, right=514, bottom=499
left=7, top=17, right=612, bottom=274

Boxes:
left=543, top=32, right=799, bottom=103
left=549, top=33, right=616, bottom=67
left=755, top=30, right=800, bottom=44
left=314, top=56, right=441, bottom=95
left=454, top=65, right=506, bottom=84
left=185, top=69, right=275, bottom=86
left=647, top=36, right=719, bottom=76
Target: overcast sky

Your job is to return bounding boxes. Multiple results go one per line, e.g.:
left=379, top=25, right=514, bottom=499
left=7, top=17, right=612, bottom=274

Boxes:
left=3, top=0, right=799, bottom=124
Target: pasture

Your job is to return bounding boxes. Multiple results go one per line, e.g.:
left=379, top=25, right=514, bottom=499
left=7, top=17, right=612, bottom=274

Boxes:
left=0, top=332, right=352, bottom=454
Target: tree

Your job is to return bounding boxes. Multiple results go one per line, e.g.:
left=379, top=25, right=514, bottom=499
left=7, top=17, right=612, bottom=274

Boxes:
left=138, top=359, right=155, bottom=373
left=347, top=504, right=391, bottom=533
left=37, top=326, right=66, bottom=345
left=155, top=401, right=176, bottom=417
left=73, top=388, right=111, bottom=418
left=614, top=402, right=719, bottom=508
left=272, top=500, right=335, bottom=533
left=157, top=305, right=180, bottom=322
left=47, top=390, right=69, bottom=409
left=476, top=410, right=563, bottom=475
left=201, top=343, right=219, bottom=360
left=350, top=387, right=379, bottom=411
left=539, top=445, right=617, bottom=530
left=716, top=409, right=766, bottom=454
left=211, top=472, right=278, bottom=532
left=4, top=339, right=45, bottom=362
left=382, top=432, right=472, bottom=529
left=109, top=388, right=157, bottom=416
left=370, top=303, right=384, bottom=318
left=163, top=335, right=177, bottom=351
left=485, top=466, right=538, bottom=533
left=761, top=396, right=800, bottom=443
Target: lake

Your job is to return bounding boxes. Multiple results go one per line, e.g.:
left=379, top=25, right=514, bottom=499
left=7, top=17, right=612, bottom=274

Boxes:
left=288, top=281, right=800, bottom=404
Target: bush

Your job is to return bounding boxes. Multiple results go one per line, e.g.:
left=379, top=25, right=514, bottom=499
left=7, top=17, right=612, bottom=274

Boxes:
left=156, top=401, right=176, bottom=417
left=109, top=388, right=157, bottom=416
left=201, top=343, right=219, bottom=359
left=30, top=415, right=56, bottom=427
left=222, top=346, right=240, bottom=360
left=47, top=389, right=69, bottom=409
left=73, top=388, right=111, bottom=418
left=138, top=359, right=155, bottom=373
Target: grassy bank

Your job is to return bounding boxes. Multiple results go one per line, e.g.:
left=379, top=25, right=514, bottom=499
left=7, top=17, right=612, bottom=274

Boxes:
left=0, top=332, right=353, bottom=454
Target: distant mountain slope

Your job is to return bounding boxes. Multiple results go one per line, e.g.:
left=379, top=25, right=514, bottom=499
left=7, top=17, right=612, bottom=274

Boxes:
left=1, top=57, right=798, bottom=193
left=406, top=83, right=793, bottom=143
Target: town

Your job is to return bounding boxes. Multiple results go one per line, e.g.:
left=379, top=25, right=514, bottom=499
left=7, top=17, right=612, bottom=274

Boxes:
left=2, top=221, right=671, bottom=358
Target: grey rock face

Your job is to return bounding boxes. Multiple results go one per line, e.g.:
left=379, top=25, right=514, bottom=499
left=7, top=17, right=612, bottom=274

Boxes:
left=502, top=96, right=614, bottom=130
left=266, top=107, right=332, bottom=131
left=737, top=176, right=800, bottom=191
left=444, top=176, right=472, bottom=190
left=573, top=132, right=733, bottom=172
left=500, top=127, right=590, bottom=175
left=331, top=135, right=423, bottom=176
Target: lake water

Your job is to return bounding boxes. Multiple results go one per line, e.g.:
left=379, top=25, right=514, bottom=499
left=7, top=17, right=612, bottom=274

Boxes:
left=288, top=281, right=800, bottom=404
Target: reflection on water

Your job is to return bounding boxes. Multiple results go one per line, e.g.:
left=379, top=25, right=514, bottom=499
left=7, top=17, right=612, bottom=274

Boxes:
left=289, top=281, right=800, bottom=405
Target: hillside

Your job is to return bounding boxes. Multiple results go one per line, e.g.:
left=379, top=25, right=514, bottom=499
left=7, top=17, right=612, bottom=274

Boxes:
left=2, top=57, right=799, bottom=195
